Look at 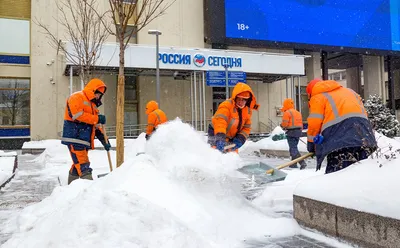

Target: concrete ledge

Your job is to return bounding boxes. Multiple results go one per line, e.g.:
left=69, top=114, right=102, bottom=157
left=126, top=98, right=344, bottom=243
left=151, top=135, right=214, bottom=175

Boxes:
left=259, top=149, right=308, bottom=158
left=21, top=148, right=46, bottom=155
left=294, top=195, right=400, bottom=248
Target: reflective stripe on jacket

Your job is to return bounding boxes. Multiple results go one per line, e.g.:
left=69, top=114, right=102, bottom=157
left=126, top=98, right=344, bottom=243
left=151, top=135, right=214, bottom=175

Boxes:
left=211, top=83, right=259, bottom=141
left=282, top=109, right=303, bottom=130
left=307, top=80, right=377, bottom=166
left=307, top=80, right=368, bottom=142
left=281, top=108, right=303, bottom=137
left=146, top=109, right=168, bottom=135
left=212, top=99, right=252, bottom=139
left=61, top=79, right=106, bottom=149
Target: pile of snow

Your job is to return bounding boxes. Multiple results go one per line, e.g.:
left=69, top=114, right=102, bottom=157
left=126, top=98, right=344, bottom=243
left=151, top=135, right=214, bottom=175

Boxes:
left=240, top=126, right=307, bottom=156
left=294, top=132, right=400, bottom=219
left=0, top=151, right=17, bottom=186
left=250, top=131, right=400, bottom=219
left=3, top=119, right=300, bottom=248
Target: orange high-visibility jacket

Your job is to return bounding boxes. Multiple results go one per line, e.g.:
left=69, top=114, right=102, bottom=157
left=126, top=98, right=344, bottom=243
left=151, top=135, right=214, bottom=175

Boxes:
left=281, top=98, right=303, bottom=130
left=211, top=83, right=260, bottom=140
left=307, top=80, right=368, bottom=142
left=146, top=101, right=168, bottom=135
left=62, top=79, right=107, bottom=149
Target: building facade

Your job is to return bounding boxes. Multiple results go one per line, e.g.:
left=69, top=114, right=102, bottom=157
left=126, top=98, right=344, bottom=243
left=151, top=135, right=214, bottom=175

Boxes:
left=0, top=0, right=397, bottom=143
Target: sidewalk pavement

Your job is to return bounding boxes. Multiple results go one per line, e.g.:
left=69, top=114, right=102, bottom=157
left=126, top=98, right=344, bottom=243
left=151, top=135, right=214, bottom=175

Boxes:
left=0, top=154, right=58, bottom=245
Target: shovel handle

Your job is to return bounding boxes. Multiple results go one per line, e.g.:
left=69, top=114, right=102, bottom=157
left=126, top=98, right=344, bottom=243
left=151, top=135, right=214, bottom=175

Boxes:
left=266, top=152, right=314, bottom=174
left=102, top=124, right=113, bottom=172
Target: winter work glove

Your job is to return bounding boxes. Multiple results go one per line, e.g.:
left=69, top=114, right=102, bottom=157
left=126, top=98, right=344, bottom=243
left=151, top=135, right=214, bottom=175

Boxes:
left=307, top=141, right=315, bottom=153
left=103, top=142, right=111, bottom=151
left=216, top=140, right=225, bottom=152
left=232, top=134, right=246, bottom=149
left=313, top=134, right=324, bottom=144
left=215, top=133, right=226, bottom=152
left=98, top=115, right=106, bottom=124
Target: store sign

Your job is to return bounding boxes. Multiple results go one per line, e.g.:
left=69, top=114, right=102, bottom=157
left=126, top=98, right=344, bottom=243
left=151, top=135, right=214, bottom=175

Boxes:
left=66, top=43, right=306, bottom=75
left=158, top=53, right=243, bottom=68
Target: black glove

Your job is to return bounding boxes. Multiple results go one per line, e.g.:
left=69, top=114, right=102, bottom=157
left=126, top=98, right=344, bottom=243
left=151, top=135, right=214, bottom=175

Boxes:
left=307, top=141, right=315, bottom=153
left=103, top=142, right=111, bottom=151
left=98, top=115, right=106, bottom=124
left=145, top=134, right=150, bottom=140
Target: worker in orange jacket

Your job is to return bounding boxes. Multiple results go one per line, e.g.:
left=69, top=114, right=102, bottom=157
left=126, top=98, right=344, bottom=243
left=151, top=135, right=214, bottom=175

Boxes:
left=306, top=79, right=377, bottom=174
left=145, top=100, right=168, bottom=140
left=61, top=78, right=110, bottom=184
left=208, top=82, right=260, bottom=152
left=280, top=98, right=307, bottom=169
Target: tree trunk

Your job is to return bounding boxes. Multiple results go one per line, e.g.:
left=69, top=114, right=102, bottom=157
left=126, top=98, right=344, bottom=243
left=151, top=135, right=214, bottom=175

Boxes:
left=116, top=41, right=125, bottom=167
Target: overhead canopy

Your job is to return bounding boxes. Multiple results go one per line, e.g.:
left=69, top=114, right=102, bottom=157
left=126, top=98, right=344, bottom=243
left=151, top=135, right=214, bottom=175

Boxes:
left=65, top=42, right=307, bottom=77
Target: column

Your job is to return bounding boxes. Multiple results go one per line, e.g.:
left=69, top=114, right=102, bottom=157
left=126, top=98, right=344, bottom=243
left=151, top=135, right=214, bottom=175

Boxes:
left=305, top=52, right=322, bottom=82
left=363, top=55, right=384, bottom=100
left=346, top=67, right=361, bottom=94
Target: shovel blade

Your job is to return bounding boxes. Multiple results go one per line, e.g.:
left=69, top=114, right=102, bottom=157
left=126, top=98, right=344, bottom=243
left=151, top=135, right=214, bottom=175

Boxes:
left=238, top=162, right=287, bottom=184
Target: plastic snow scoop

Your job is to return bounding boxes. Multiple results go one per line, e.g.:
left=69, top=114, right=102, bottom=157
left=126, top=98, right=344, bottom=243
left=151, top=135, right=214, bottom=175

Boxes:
left=238, top=162, right=288, bottom=184
left=265, top=152, right=314, bottom=175
left=97, top=124, right=113, bottom=178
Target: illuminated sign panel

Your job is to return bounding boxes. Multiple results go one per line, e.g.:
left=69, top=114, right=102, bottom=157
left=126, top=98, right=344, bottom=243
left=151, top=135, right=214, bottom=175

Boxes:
left=223, top=0, right=400, bottom=52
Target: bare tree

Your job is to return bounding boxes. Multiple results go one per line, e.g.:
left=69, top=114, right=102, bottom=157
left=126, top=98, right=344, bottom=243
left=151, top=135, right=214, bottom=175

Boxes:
left=1, top=83, right=30, bottom=125
left=34, top=0, right=110, bottom=84
left=107, top=0, right=175, bottom=167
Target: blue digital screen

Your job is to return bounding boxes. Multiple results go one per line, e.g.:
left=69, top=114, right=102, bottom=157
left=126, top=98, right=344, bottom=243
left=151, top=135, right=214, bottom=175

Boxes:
left=225, top=0, right=400, bottom=52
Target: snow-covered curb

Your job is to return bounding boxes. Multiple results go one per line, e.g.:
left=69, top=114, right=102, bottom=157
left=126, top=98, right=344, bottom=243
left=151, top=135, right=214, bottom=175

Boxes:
left=0, top=152, right=18, bottom=188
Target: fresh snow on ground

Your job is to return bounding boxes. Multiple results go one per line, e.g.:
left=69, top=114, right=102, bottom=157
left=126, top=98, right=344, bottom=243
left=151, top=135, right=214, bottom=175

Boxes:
left=0, top=151, right=17, bottom=186
left=5, top=120, right=397, bottom=247
left=294, top=132, right=400, bottom=220
left=3, top=120, right=301, bottom=248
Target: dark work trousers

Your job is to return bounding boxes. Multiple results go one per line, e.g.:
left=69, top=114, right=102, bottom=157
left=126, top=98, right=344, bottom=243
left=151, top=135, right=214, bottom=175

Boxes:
left=326, top=147, right=373, bottom=174
left=287, top=136, right=307, bottom=168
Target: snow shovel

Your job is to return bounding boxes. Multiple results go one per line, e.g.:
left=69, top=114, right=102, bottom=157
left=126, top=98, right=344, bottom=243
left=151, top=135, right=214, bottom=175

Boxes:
left=97, top=124, right=113, bottom=178
left=265, top=152, right=314, bottom=175
left=238, top=162, right=289, bottom=184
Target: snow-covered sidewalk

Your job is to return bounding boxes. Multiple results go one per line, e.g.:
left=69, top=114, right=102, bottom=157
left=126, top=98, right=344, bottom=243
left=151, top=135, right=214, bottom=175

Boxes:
left=0, top=120, right=353, bottom=247
left=0, top=154, right=59, bottom=245
left=0, top=151, right=18, bottom=187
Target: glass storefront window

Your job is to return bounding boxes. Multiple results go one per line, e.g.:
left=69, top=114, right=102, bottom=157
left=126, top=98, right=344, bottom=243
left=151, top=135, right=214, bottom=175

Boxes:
left=0, top=78, right=30, bottom=125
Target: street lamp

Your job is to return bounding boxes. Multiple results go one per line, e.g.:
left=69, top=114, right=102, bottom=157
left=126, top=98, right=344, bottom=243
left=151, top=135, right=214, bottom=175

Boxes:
left=223, top=63, right=230, bottom=99
left=148, top=29, right=162, bottom=107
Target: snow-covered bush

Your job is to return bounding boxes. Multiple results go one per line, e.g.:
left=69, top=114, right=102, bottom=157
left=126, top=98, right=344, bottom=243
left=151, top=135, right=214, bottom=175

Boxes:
left=364, top=95, right=400, bottom=138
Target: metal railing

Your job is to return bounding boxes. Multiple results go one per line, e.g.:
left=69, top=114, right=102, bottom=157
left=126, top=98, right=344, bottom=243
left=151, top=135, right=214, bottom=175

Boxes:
left=104, top=124, right=148, bottom=138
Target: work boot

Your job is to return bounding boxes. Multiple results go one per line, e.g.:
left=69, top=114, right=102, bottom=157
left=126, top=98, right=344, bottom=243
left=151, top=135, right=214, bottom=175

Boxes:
left=300, top=161, right=308, bottom=170
left=289, top=156, right=298, bottom=168
left=68, top=172, right=80, bottom=185
left=80, top=171, right=93, bottom=181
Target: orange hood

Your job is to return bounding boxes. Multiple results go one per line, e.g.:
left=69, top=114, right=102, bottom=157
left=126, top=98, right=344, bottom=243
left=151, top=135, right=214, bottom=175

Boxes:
left=146, top=101, right=159, bottom=115
left=83, top=78, right=107, bottom=100
left=280, top=98, right=294, bottom=112
left=231, top=83, right=260, bottom=110
left=310, top=80, right=342, bottom=97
